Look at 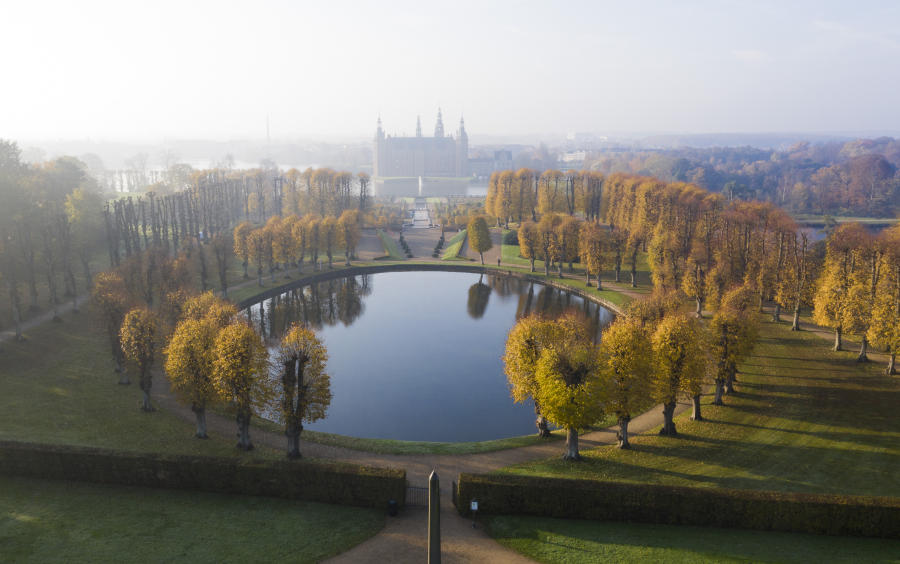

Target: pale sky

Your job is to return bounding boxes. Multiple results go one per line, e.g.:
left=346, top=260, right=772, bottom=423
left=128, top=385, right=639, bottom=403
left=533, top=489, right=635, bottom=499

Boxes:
left=2, top=0, right=899, bottom=142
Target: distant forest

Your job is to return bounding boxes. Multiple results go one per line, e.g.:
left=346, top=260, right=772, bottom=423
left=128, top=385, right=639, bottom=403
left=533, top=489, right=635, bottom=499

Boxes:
left=584, top=137, right=900, bottom=217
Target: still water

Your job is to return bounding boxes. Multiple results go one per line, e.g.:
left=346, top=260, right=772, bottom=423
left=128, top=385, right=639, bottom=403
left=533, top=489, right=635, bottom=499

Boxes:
left=244, top=271, right=614, bottom=442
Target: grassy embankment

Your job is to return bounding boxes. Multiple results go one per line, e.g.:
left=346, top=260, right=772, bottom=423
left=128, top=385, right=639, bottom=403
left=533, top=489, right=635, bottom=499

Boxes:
left=441, top=228, right=468, bottom=260
left=376, top=228, right=405, bottom=260
left=0, top=475, right=383, bottom=563
left=487, top=314, right=900, bottom=561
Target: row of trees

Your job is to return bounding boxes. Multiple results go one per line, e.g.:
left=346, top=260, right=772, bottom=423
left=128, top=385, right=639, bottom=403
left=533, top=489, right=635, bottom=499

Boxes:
left=497, top=170, right=896, bottom=375
left=485, top=169, right=604, bottom=226
left=233, top=209, right=362, bottom=287
left=504, top=286, right=759, bottom=460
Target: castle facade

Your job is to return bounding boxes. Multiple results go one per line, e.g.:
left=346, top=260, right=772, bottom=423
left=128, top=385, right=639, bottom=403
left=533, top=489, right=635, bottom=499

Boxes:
left=373, top=110, right=469, bottom=186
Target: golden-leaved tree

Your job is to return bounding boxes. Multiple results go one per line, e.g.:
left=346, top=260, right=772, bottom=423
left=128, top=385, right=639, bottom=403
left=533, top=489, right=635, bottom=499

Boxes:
left=278, top=325, right=331, bottom=458
left=598, top=318, right=651, bottom=448
left=213, top=321, right=273, bottom=450
left=120, top=307, right=159, bottom=411
left=91, top=271, right=131, bottom=381
left=652, top=314, right=706, bottom=434
left=467, top=215, right=493, bottom=265
left=534, top=333, right=604, bottom=460
left=165, top=318, right=217, bottom=438
left=517, top=222, right=540, bottom=272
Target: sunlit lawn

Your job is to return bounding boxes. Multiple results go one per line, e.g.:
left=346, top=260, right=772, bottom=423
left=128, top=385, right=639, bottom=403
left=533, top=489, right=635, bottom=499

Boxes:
left=499, top=315, right=900, bottom=497
left=486, top=515, right=900, bottom=564
left=0, top=475, right=383, bottom=563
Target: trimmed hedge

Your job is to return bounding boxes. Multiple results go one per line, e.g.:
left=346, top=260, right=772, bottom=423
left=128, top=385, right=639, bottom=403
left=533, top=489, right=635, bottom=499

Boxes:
left=0, top=440, right=406, bottom=509
left=456, top=473, right=900, bottom=539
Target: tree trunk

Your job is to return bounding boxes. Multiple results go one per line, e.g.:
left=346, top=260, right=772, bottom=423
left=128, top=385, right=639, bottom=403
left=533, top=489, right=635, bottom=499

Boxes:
left=833, top=327, right=842, bottom=351
left=630, top=269, right=637, bottom=288
left=236, top=410, right=253, bottom=450
left=140, top=369, right=153, bottom=411
left=286, top=421, right=302, bottom=458
left=772, top=303, right=781, bottom=322
left=887, top=352, right=896, bottom=376
left=257, top=267, right=263, bottom=287
left=534, top=402, right=551, bottom=437
left=544, top=259, right=549, bottom=276
left=695, top=297, right=703, bottom=318
left=617, top=417, right=631, bottom=449
left=713, top=379, right=724, bottom=405
left=659, top=402, right=677, bottom=436
left=614, top=264, right=621, bottom=282
left=480, top=252, right=484, bottom=265
left=724, top=367, right=736, bottom=395
left=192, top=404, right=208, bottom=438
left=557, top=261, right=563, bottom=278
left=563, top=426, right=580, bottom=460
left=856, top=335, right=869, bottom=363
left=585, top=269, right=590, bottom=286
left=791, top=305, right=801, bottom=331
left=345, top=251, right=351, bottom=267
left=529, top=258, right=535, bottom=273
left=242, top=260, right=249, bottom=279
left=691, top=394, right=703, bottom=421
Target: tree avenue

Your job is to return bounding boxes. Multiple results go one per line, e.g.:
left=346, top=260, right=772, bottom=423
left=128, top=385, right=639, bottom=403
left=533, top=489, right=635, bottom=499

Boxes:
left=652, top=314, right=706, bottom=434
left=164, top=318, right=217, bottom=438
left=278, top=325, right=331, bottom=458
left=597, top=318, right=651, bottom=448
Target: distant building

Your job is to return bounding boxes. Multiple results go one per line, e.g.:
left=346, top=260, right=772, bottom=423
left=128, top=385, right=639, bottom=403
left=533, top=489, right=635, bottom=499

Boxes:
left=373, top=109, right=468, bottom=177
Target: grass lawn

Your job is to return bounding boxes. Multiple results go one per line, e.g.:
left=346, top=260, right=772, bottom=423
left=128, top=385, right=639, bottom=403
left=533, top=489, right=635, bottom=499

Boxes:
left=442, top=228, right=468, bottom=260
left=486, top=515, right=900, bottom=564
left=0, top=309, right=278, bottom=459
left=0, top=475, right=384, bottom=563
left=498, top=315, right=900, bottom=497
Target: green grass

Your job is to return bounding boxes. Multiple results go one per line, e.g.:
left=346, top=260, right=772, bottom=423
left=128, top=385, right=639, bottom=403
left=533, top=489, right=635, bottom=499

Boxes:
left=442, top=229, right=467, bottom=260
left=376, top=229, right=405, bottom=260
left=0, top=309, right=278, bottom=459
left=499, top=315, right=900, bottom=497
left=0, top=475, right=384, bottom=563
left=486, top=515, right=900, bottom=564
left=500, top=229, right=533, bottom=267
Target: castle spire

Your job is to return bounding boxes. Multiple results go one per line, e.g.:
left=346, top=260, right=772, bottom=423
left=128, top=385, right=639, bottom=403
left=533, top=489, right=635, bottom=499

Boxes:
left=434, top=108, right=444, bottom=138
left=376, top=115, right=384, bottom=139
left=416, top=115, right=422, bottom=137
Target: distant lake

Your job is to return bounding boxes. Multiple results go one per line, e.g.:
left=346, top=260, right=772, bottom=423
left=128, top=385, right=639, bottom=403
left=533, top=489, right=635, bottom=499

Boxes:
left=244, top=271, right=614, bottom=442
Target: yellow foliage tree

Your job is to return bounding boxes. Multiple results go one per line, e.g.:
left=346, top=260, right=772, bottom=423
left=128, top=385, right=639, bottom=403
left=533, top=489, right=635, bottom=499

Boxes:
left=467, top=215, right=493, bottom=265
left=278, top=325, right=332, bottom=458
left=517, top=221, right=540, bottom=272
left=91, top=271, right=131, bottom=381
left=164, top=318, right=217, bottom=438
left=233, top=221, right=253, bottom=279
left=338, top=209, right=361, bottom=266
left=598, top=318, right=652, bottom=448
left=652, top=314, right=706, bottom=434
left=120, top=307, right=159, bottom=411
left=533, top=338, right=604, bottom=460
left=213, top=322, right=273, bottom=450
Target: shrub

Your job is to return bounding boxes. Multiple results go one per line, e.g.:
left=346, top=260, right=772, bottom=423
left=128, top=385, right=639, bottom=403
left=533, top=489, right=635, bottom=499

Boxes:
left=455, top=473, right=900, bottom=538
left=0, top=440, right=406, bottom=509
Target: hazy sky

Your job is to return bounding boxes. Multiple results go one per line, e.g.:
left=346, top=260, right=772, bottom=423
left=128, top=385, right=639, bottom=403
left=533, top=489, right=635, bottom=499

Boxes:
left=3, top=0, right=899, bottom=142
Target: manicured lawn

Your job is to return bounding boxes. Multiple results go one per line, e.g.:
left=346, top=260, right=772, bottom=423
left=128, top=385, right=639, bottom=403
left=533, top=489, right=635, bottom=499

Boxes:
left=0, top=475, right=383, bottom=563
left=0, top=310, right=277, bottom=459
left=499, top=315, right=900, bottom=497
left=486, top=515, right=900, bottom=564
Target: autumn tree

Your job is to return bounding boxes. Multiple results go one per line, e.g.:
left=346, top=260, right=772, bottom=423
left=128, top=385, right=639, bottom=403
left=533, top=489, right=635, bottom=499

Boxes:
left=91, top=271, right=131, bottom=382
left=868, top=225, right=900, bottom=374
left=211, top=232, right=233, bottom=296
left=504, top=314, right=590, bottom=437
left=467, top=215, right=493, bottom=265
left=681, top=257, right=707, bottom=318
left=775, top=232, right=815, bottom=330
left=233, top=221, right=253, bottom=279
left=652, top=314, right=706, bottom=434
left=517, top=221, right=540, bottom=272
left=213, top=322, right=273, bottom=450
left=120, top=307, right=159, bottom=411
left=247, top=228, right=268, bottom=287
left=165, top=318, right=217, bottom=438
left=578, top=221, right=605, bottom=288
left=555, top=216, right=581, bottom=277
left=278, top=325, right=332, bottom=458
left=598, top=318, right=651, bottom=448
left=338, top=209, right=361, bottom=266
left=321, top=216, right=338, bottom=268
left=533, top=333, right=604, bottom=460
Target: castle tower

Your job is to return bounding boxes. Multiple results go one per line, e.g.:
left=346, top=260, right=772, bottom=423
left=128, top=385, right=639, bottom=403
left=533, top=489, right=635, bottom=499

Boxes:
left=434, top=108, right=444, bottom=138
left=456, top=116, right=469, bottom=177
left=416, top=115, right=422, bottom=137
left=374, top=116, right=385, bottom=177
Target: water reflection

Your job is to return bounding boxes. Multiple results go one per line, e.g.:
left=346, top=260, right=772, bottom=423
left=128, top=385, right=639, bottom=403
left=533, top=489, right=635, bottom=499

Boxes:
left=243, top=271, right=613, bottom=441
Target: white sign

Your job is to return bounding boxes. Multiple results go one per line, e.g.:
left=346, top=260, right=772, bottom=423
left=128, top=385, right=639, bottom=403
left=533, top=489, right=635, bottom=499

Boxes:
left=470, top=501, right=478, bottom=511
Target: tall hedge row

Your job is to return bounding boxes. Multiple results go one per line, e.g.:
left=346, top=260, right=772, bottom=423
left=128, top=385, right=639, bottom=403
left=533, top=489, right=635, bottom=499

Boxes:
left=0, top=440, right=405, bottom=509
left=456, top=473, right=900, bottom=538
